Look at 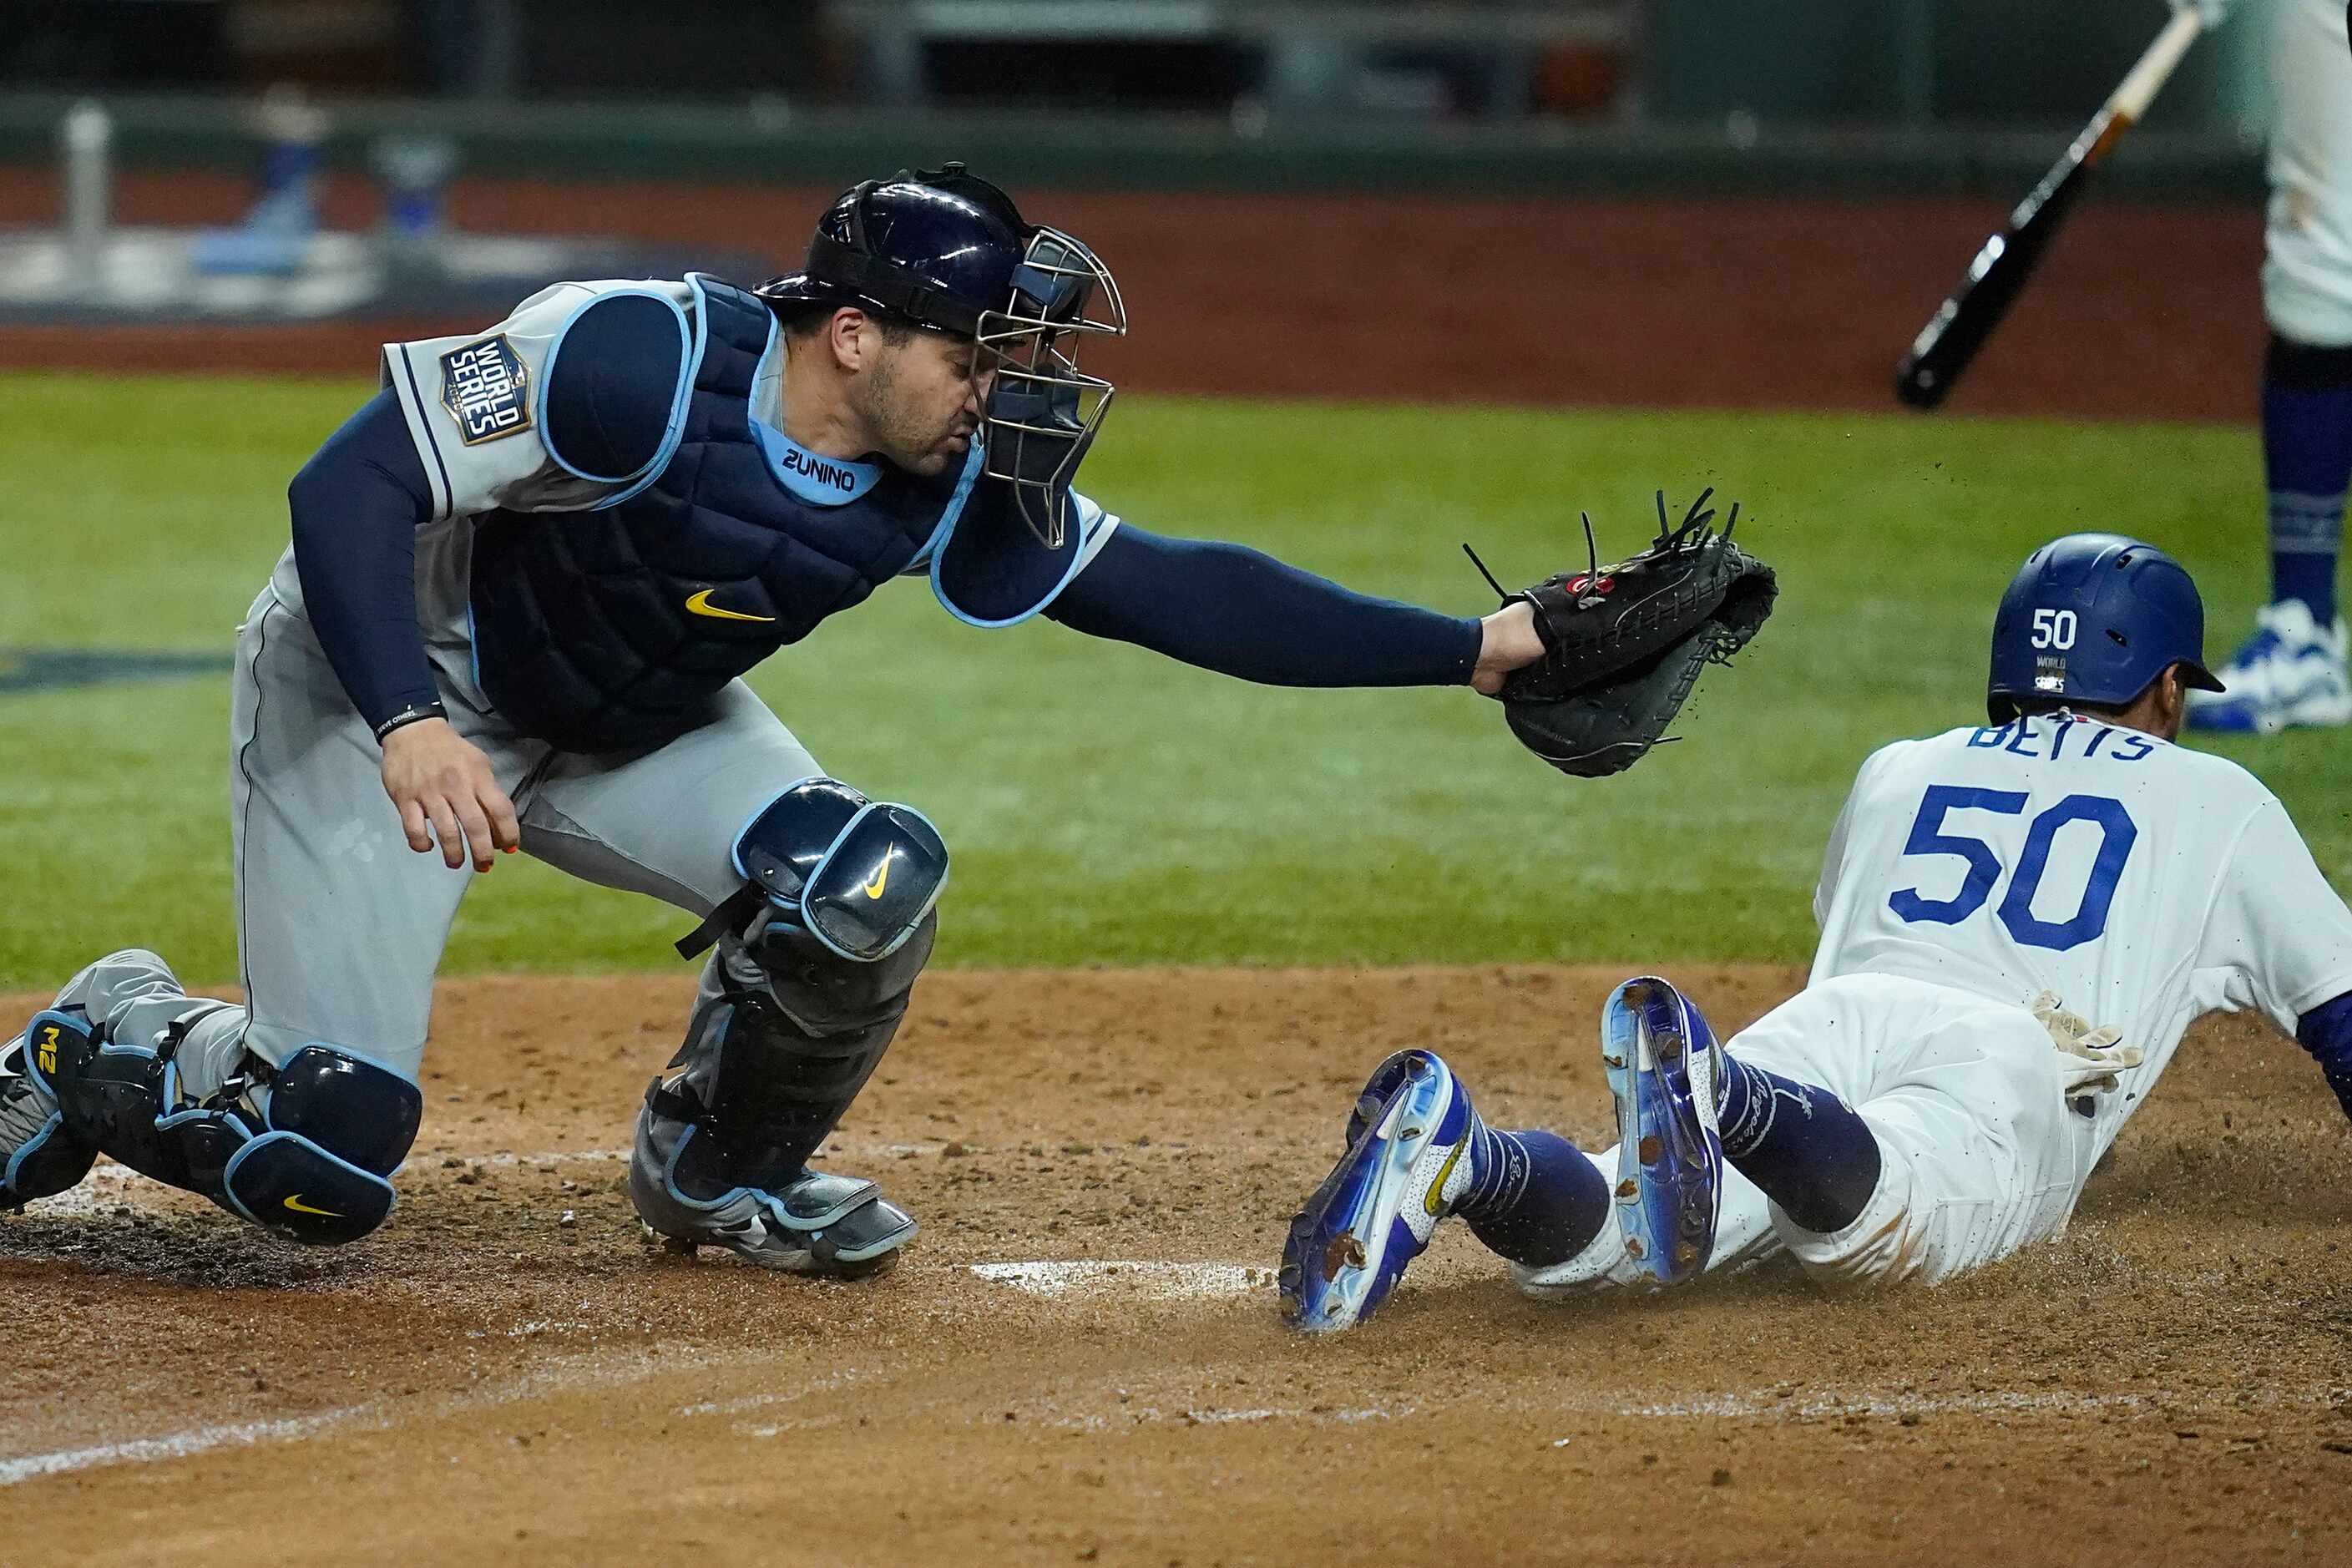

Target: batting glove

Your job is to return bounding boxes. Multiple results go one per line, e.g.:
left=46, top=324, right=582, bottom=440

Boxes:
left=2031, top=991, right=2147, bottom=1095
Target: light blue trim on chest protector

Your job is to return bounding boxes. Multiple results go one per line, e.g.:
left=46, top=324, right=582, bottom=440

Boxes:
left=748, top=421, right=884, bottom=505
left=535, top=286, right=694, bottom=488
left=533, top=270, right=1050, bottom=623
left=743, top=313, right=889, bottom=504
left=468, top=273, right=977, bottom=751
left=912, top=440, right=987, bottom=575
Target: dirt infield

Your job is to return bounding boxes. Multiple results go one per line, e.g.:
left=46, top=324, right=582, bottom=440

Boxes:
left=0, top=165, right=2264, bottom=421
left=3, top=964, right=2346, bottom=1565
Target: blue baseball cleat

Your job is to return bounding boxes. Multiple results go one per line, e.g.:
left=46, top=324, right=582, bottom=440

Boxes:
left=1280, top=1049, right=1475, bottom=1333
left=2186, top=601, right=2351, bottom=736
left=1602, top=977, right=1723, bottom=1286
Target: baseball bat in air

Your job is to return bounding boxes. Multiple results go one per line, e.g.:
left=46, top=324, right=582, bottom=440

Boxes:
left=1894, top=8, right=2208, bottom=410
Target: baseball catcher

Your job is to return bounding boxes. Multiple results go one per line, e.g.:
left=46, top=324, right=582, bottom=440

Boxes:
left=1469, top=488, right=1778, bottom=777
left=0, top=164, right=1774, bottom=1279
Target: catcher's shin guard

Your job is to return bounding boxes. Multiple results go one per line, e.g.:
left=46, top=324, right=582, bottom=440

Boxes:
left=629, top=911, right=934, bottom=1276
left=24, top=1008, right=421, bottom=1244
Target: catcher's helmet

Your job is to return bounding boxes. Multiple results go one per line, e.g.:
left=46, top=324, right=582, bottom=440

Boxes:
left=758, top=163, right=1032, bottom=338
left=757, top=164, right=1126, bottom=548
left=1985, top=533, right=2224, bottom=722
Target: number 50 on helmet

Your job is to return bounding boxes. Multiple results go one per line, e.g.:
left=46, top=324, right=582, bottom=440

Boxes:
left=1986, top=534, right=2226, bottom=722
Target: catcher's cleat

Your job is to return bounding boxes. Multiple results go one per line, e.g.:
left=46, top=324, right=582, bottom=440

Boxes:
left=1603, top=977, right=1723, bottom=1287
left=0, top=1017, right=100, bottom=1211
left=631, top=1135, right=916, bottom=1280
left=1279, top=1049, right=1475, bottom=1333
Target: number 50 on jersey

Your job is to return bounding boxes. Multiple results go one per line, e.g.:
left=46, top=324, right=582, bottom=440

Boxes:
left=1889, top=788, right=2137, bottom=953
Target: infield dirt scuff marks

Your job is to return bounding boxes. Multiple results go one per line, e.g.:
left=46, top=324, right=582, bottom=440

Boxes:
left=1, top=964, right=2347, bottom=1565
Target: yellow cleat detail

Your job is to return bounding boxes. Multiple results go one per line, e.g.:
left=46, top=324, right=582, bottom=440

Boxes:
left=1423, top=1141, right=1464, bottom=1216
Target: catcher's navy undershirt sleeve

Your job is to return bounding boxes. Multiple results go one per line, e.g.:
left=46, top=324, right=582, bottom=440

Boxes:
left=286, top=388, right=440, bottom=731
left=1044, top=524, right=1484, bottom=685
left=2297, top=991, right=2352, bottom=1124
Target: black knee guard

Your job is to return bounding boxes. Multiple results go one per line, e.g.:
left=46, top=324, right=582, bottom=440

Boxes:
left=27, top=1008, right=422, bottom=1245
left=3, top=1029, right=98, bottom=1208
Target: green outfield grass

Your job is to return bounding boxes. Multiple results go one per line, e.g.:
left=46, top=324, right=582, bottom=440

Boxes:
left=1, top=370, right=2342, bottom=988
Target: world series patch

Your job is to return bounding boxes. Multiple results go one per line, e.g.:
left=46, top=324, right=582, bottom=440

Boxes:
left=438, top=335, right=532, bottom=445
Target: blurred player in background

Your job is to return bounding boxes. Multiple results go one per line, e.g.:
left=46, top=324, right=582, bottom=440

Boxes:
left=2187, top=0, right=2352, bottom=733
left=1285, top=534, right=2352, bottom=1329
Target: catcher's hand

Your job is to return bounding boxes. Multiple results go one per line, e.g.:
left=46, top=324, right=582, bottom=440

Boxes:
left=1472, top=488, right=1777, bottom=778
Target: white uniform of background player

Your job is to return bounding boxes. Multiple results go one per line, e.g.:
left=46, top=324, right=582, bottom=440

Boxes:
left=2258, top=0, right=2352, bottom=347
left=2186, top=0, right=2352, bottom=731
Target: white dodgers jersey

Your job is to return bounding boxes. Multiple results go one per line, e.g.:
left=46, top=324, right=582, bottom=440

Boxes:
left=1809, top=713, right=2352, bottom=1152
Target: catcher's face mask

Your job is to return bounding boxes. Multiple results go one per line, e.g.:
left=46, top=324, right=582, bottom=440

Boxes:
left=977, top=228, right=1126, bottom=549
left=756, top=164, right=1127, bottom=547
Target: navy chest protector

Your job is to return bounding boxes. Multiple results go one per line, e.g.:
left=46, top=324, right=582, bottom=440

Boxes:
left=468, top=276, right=991, bottom=753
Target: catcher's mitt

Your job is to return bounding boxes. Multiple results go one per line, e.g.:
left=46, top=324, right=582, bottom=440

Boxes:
left=1474, top=489, right=1776, bottom=778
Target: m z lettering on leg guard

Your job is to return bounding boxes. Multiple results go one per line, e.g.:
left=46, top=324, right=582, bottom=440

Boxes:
left=35, top=1025, right=59, bottom=1075
left=34, top=1013, right=421, bottom=1247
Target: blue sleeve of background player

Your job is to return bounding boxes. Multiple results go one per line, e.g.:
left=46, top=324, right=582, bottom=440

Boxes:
left=2297, top=992, right=2352, bottom=1125
left=286, top=387, right=440, bottom=732
left=1043, top=524, right=1483, bottom=685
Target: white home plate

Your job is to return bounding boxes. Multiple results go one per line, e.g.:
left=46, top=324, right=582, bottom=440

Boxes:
left=969, top=1261, right=1274, bottom=1301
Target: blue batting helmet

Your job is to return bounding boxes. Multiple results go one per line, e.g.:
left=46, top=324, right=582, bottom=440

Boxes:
left=1985, top=534, right=2225, bottom=722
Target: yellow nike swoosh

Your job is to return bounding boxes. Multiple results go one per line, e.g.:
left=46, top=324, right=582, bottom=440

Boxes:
left=283, top=1194, right=343, bottom=1218
left=862, top=857, right=891, bottom=899
left=685, top=589, right=776, bottom=624
left=1424, top=1141, right=1464, bottom=1216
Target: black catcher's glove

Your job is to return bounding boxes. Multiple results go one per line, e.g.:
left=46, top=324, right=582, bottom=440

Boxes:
left=1472, top=489, right=1777, bottom=778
